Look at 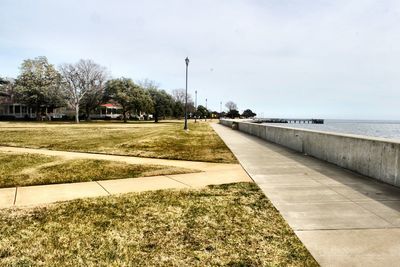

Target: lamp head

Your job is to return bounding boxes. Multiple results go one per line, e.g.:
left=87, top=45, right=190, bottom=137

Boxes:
left=185, top=57, right=189, bottom=65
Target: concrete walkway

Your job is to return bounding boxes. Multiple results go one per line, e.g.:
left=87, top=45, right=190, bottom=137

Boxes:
left=212, top=123, right=400, bottom=267
left=0, top=146, right=251, bottom=208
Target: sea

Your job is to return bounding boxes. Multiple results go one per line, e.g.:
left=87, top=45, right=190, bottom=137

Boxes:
left=263, top=120, right=400, bottom=141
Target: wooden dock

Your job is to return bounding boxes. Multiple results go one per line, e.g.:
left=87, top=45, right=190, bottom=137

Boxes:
left=253, top=118, right=324, bottom=124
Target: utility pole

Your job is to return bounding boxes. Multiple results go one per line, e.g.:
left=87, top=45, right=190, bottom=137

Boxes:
left=205, top=98, right=208, bottom=121
left=195, top=90, right=197, bottom=123
left=184, top=57, right=189, bottom=130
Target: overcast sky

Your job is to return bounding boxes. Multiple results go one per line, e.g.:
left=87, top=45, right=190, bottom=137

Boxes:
left=1, top=0, right=400, bottom=119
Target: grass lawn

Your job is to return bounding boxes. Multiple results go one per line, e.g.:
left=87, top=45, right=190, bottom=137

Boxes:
left=0, top=183, right=318, bottom=266
left=0, top=152, right=197, bottom=188
left=0, top=121, right=236, bottom=163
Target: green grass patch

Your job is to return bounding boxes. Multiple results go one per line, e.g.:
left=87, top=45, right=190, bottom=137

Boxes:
left=0, top=121, right=237, bottom=163
left=0, top=153, right=197, bottom=188
left=0, top=183, right=318, bottom=266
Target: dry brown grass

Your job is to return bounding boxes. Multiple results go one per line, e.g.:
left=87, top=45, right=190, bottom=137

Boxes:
left=0, top=183, right=318, bottom=266
left=0, top=121, right=237, bottom=163
left=0, top=152, right=197, bottom=188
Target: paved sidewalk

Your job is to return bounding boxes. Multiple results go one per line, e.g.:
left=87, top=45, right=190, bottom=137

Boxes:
left=212, top=123, right=400, bottom=267
left=0, top=146, right=252, bottom=208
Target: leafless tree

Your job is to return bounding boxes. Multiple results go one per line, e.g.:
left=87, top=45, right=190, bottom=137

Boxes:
left=172, top=88, right=193, bottom=104
left=225, top=101, right=238, bottom=111
left=59, top=59, right=107, bottom=123
left=0, top=78, right=16, bottom=102
left=137, top=79, right=159, bottom=90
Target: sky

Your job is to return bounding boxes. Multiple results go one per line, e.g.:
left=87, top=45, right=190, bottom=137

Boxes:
left=1, top=0, right=400, bottom=119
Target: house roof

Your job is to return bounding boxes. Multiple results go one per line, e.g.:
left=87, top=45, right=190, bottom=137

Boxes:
left=100, top=103, right=122, bottom=109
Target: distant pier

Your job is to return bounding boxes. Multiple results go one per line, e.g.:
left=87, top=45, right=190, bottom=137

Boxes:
left=252, top=118, right=324, bottom=124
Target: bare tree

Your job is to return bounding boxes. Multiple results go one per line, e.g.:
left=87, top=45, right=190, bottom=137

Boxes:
left=225, top=101, right=238, bottom=111
left=137, top=79, right=159, bottom=91
left=171, top=88, right=194, bottom=118
left=0, top=77, right=16, bottom=101
left=59, top=59, right=107, bottom=123
left=171, top=88, right=193, bottom=104
left=171, top=89, right=185, bottom=103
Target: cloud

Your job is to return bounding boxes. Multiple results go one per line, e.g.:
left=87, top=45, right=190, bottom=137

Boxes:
left=1, top=0, right=400, bottom=119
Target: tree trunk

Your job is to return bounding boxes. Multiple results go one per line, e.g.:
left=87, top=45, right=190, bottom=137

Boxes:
left=123, top=110, right=127, bottom=123
left=85, top=106, right=91, bottom=121
left=154, top=111, right=158, bottom=123
left=35, top=104, right=41, bottom=121
left=75, top=105, right=80, bottom=124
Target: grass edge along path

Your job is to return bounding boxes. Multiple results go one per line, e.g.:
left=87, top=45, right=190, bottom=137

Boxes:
left=0, top=182, right=318, bottom=266
left=0, top=152, right=198, bottom=188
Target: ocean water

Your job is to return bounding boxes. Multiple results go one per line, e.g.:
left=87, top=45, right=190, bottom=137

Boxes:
left=263, top=120, right=400, bottom=141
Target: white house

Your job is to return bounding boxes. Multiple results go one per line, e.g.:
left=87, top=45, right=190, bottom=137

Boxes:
left=91, top=103, right=123, bottom=119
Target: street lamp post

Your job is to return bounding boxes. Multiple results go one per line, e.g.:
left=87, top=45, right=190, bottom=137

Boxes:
left=205, top=98, right=208, bottom=121
left=184, top=57, right=189, bottom=130
left=195, top=90, right=197, bottom=123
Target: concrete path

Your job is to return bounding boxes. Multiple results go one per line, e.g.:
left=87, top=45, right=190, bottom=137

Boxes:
left=212, top=123, right=400, bottom=267
left=0, top=146, right=252, bottom=208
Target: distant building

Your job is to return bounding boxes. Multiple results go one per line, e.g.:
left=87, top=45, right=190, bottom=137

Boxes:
left=0, top=93, right=65, bottom=120
left=91, top=103, right=123, bottom=119
left=0, top=92, right=149, bottom=121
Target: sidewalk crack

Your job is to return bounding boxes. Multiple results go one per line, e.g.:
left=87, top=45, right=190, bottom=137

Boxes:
left=95, top=181, right=111, bottom=195
left=165, top=175, right=192, bottom=188
left=13, top=187, right=18, bottom=205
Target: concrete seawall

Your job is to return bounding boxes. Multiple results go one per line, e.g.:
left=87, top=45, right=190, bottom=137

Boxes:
left=220, top=119, right=400, bottom=187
